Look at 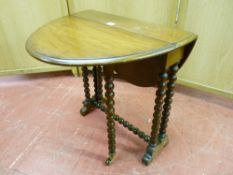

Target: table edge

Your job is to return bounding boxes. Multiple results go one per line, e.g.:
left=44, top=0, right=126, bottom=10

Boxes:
left=26, top=34, right=197, bottom=66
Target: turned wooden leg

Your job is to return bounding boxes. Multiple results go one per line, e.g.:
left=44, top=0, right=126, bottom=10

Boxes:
left=104, top=66, right=116, bottom=165
left=159, top=63, right=179, bottom=140
left=80, top=66, right=94, bottom=116
left=93, top=66, right=103, bottom=102
left=142, top=72, right=168, bottom=165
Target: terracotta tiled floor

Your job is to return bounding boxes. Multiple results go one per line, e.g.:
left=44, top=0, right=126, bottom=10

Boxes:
left=0, top=72, right=232, bottom=175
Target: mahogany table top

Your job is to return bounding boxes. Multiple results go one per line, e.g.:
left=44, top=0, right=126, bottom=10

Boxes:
left=26, top=10, right=197, bottom=66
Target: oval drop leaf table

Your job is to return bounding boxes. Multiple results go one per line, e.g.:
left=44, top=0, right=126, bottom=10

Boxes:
left=26, top=10, right=197, bottom=166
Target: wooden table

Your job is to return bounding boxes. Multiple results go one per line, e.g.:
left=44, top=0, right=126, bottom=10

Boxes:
left=26, top=10, right=197, bottom=166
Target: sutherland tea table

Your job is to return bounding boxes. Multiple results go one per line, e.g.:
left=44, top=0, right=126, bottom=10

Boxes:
left=26, top=10, right=197, bottom=166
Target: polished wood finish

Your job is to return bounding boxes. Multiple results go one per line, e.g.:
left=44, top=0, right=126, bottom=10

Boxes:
left=104, top=66, right=116, bottom=165
left=113, top=114, right=150, bottom=143
left=26, top=10, right=197, bottom=166
left=80, top=66, right=95, bottom=116
left=90, top=97, right=151, bottom=143
left=159, top=64, right=179, bottom=140
left=113, top=41, right=194, bottom=87
left=26, top=10, right=197, bottom=66
left=93, top=66, right=103, bottom=102
left=143, top=71, right=168, bottom=165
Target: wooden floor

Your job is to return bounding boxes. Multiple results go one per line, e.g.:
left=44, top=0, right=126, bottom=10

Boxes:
left=0, top=72, right=232, bottom=175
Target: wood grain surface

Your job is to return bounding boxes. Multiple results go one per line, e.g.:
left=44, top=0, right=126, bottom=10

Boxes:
left=26, top=10, right=196, bottom=66
left=178, top=0, right=233, bottom=97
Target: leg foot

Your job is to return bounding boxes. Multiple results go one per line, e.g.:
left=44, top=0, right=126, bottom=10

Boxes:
left=105, top=153, right=116, bottom=166
left=142, top=144, right=156, bottom=165
left=80, top=102, right=95, bottom=116
left=142, top=136, right=169, bottom=166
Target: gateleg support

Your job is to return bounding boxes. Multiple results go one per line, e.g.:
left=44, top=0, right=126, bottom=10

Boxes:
left=142, top=71, right=168, bottom=165
left=80, top=66, right=95, bottom=116
left=159, top=63, right=179, bottom=140
left=104, top=65, right=116, bottom=165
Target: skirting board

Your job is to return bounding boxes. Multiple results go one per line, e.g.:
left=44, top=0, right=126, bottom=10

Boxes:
left=0, top=66, right=70, bottom=76
left=177, top=78, right=233, bottom=100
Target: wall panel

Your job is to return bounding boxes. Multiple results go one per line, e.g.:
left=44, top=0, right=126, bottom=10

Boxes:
left=0, top=0, right=69, bottom=75
left=69, top=0, right=177, bottom=26
left=177, top=0, right=233, bottom=97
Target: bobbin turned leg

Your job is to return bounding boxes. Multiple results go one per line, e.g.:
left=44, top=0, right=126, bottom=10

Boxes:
left=142, top=72, right=168, bottom=165
left=93, top=66, right=103, bottom=102
left=80, top=66, right=95, bottom=116
left=104, top=66, right=116, bottom=165
left=159, top=63, right=179, bottom=141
